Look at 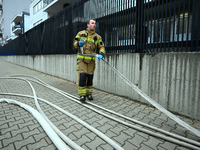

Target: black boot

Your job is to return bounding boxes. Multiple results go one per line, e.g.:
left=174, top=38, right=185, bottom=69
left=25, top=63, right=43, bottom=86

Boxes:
left=87, top=94, right=93, bottom=100
left=80, top=96, right=86, bottom=102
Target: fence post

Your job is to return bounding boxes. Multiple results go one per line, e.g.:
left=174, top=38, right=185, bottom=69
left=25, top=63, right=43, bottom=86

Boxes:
left=135, top=0, right=147, bottom=53
left=191, top=0, right=200, bottom=51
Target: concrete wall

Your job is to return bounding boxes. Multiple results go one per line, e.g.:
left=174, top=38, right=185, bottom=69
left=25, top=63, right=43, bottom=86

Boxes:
left=1, top=53, right=199, bottom=120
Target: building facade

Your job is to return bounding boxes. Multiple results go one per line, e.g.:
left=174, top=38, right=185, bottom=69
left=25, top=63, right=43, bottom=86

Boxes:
left=0, top=0, right=30, bottom=45
left=30, top=0, right=76, bottom=28
left=0, top=0, right=77, bottom=46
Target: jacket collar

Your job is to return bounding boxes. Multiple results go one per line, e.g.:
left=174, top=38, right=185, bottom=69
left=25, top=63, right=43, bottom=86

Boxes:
left=86, top=28, right=95, bottom=35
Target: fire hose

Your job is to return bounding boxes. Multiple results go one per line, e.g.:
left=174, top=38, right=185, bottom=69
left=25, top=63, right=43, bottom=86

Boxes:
left=0, top=54, right=200, bottom=149
left=0, top=77, right=124, bottom=150
left=86, top=54, right=200, bottom=138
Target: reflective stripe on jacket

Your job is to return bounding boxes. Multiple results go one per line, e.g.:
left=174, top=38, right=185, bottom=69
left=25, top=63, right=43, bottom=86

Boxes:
left=77, top=54, right=95, bottom=61
left=73, top=28, right=106, bottom=55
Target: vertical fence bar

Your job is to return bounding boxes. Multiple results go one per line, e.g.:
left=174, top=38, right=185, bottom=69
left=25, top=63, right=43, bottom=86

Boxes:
left=186, top=0, right=191, bottom=52
left=117, top=0, right=119, bottom=52
left=142, top=0, right=146, bottom=52
left=147, top=0, right=150, bottom=52
left=161, top=0, right=164, bottom=52
left=131, top=0, right=135, bottom=53
left=120, top=0, right=122, bottom=53
left=192, top=0, right=200, bottom=51
left=164, top=0, right=168, bottom=52
left=172, top=0, right=176, bottom=52
left=108, top=0, right=110, bottom=50
left=153, top=0, right=156, bottom=53
left=176, top=0, right=181, bottom=52
left=122, top=0, right=125, bottom=52
left=140, top=0, right=143, bottom=52
left=114, top=0, right=116, bottom=53
left=135, top=0, right=138, bottom=52
left=150, top=0, right=153, bottom=51
left=141, top=0, right=143, bottom=52
left=135, top=0, right=140, bottom=52
left=129, top=0, right=131, bottom=52
left=168, top=0, right=172, bottom=52
left=181, top=0, right=186, bottom=52
left=128, top=1, right=130, bottom=52
left=156, top=0, right=160, bottom=52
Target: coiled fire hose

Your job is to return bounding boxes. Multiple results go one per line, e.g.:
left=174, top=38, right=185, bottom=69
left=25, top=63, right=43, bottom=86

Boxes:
left=0, top=98, right=70, bottom=150
left=7, top=74, right=200, bottom=149
left=0, top=54, right=200, bottom=149
left=1, top=74, right=200, bottom=149
left=0, top=77, right=124, bottom=150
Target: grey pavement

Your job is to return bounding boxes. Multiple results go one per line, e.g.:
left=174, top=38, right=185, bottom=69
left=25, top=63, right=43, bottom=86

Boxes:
left=0, top=60, right=200, bottom=150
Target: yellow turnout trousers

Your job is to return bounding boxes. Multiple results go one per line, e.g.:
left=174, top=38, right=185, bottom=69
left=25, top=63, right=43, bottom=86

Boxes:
left=76, top=55, right=95, bottom=96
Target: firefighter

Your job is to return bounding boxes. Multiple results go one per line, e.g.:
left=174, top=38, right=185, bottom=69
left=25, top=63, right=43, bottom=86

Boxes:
left=73, top=19, right=105, bottom=102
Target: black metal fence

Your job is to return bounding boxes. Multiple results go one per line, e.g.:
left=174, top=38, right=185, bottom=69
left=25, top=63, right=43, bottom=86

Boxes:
left=0, top=0, right=200, bottom=55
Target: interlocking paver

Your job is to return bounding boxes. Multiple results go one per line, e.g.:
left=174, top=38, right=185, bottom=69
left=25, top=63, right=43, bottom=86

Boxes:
left=158, top=141, right=178, bottom=150
left=13, top=127, right=29, bottom=137
left=0, top=143, right=15, bottom=150
left=1, top=118, right=15, bottom=126
left=73, top=127, right=91, bottom=139
left=0, top=132, right=11, bottom=141
left=76, top=135, right=92, bottom=147
left=0, top=60, right=200, bottom=150
left=113, top=131, right=132, bottom=145
left=30, top=130, right=47, bottom=142
left=27, top=138, right=48, bottom=150
left=14, top=136, right=35, bottom=150
left=27, top=122, right=41, bottom=131
left=104, top=130, right=118, bottom=138
left=64, top=125, right=79, bottom=136
left=18, top=120, right=35, bottom=129
left=5, top=113, right=21, bottom=120
left=3, top=134, right=23, bottom=147
left=143, top=136, right=164, bottom=149
left=84, top=136, right=109, bottom=150
left=99, top=143, right=113, bottom=150
left=2, top=125, right=19, bottom=136
left=9, top=119, right=26, bottom=129
left=123, top=128, right=137, bottom=136
left=22, top=128, right=40, bottom=139
left=123, top=141, right=138, bottom=150
left=40, top=144, right=57, bottom=150
left=139, top=116, right=153, bottom=124
left=151, top=117, right=167, bottom=127
left=127, top=133, right=148, bottom=148
left=139, top=143, right=154, bottom=150
left=85, top=132, right=96, bottom=141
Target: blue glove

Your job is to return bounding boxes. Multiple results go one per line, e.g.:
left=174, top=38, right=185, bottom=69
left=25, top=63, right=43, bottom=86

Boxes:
left=98, top=54, right=103, bottom=60
left=78, top=41, right=84, bottom=47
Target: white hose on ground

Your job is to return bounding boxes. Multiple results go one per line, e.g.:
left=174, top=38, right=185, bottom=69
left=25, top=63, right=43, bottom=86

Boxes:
left=1, top=93, right=200, bottom=150
left=102, top=59, right=200, bottom=138
left=0, top=98, right=70, bottom=150
left=0, top=77, right=83, bottom=150
left=0, top=93, right=124, bottom=150
left=9, top=75, right=200, bottom=148
left=0, top=77, right=124, bottom=150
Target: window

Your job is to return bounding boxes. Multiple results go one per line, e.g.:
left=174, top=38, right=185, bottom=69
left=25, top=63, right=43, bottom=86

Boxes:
left=33, top=0, right=42, bottom=14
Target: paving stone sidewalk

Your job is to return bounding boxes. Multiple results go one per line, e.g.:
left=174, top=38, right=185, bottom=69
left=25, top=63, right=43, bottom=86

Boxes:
left=0, top=60, right=200, bottom=150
